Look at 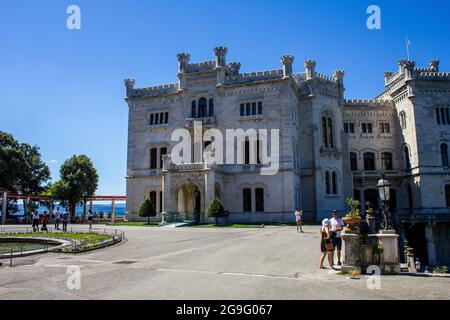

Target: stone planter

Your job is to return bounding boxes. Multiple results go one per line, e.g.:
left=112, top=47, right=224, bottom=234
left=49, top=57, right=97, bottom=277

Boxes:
left=342, top=216, right=361, bottom=231
left=366, top=208, right=375, bottom=217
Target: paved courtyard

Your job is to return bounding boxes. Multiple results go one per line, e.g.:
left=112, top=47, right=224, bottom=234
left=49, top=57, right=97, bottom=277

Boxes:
left=0, top=224, right=449, bottom=300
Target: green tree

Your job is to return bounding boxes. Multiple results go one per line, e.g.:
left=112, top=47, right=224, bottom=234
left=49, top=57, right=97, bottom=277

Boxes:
left=139, top=198, right=156, bottom=224
left=56, top=155, right=99, bottom=218
left=0, top=131, right=50, bottom=218
left=206, top=197, right=225, bottom=226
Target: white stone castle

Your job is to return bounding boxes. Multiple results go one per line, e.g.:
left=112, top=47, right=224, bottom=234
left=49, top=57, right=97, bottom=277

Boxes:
left=125, top=47, right=450, bottom=266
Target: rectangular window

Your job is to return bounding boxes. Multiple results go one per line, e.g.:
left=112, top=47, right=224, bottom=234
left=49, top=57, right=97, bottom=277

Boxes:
left=243, top=189, right=252, bottom=212
left=344, top=123, right=349, bottom=133
left=165, top=112, right=169, bottom=124
left=159, top=191, right=163, bottom=213
left=258, top=102, right=263, bottom=115
left=155, top=113, right=159, bottom=125
left=150, top=148, right=158, bottom=169
left=362, top=123, right=373, bottom=133
left=436, top=108, right=441, bottom=125
left=379, top=123, right=390, bottom=133
left=150, top=114, right=154, bottom=125
left=350, top=153, right=358, bottom=171
left=149, top=192, right=157, bottom=211
left=255, top=188, right=264, bottom=212
left=240, top=104, right=245, bottom=116
left=252, top=102, right=257, bottom=115
left=160, top=147, right=167, bottom=169
left=244, top=140, right=250, bottom=164
left=246, top=103, right=251, bottom=116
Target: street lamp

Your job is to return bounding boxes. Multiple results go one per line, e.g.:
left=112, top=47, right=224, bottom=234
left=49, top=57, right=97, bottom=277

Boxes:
left=376, top=173, right=392, bottom=230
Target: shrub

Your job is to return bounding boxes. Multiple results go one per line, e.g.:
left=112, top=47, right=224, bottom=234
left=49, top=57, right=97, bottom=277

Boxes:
left=139, top=198, right=156, bottom=224
left=206, top=198, right=225, bottom=225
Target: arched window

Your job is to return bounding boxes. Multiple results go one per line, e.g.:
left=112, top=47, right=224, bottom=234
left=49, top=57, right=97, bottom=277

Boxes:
left=363, top=152, right=376, bottom=171
left=331, top=171, right=338, bottom=194
left=322, top=117, right=328, bottom=147
left=441, top=143, right=449, bottom=167
left=208, top=99, right=214, bottom=117
left=445, top=185, right=450, bottom=207
left=325, top=171, right=330, bottom=194
left=407, top=184, right=413, bottom=213
left=150, top=148, right=158, bottom=169
left=198, top=98, right=207, bottom=118
left=400, top=111, right=407, bottom=129
left=404, top=146, right=411, bottom=170
left=243, top=188, right=252, bottom=212
left=160, top=147, right=167, bottom=169
left=327, top=118, right=334, bottom=148
left=381, top=152, right=393, bottom=171
left=149, top=191, right=157, bottom=211
left=191, top=100, right=196, bottom=118
left=350, top=152, right=358, bottom=171
left=321, top=114, right=334, bottom=148
left=255, top=188, right=264, bottom=212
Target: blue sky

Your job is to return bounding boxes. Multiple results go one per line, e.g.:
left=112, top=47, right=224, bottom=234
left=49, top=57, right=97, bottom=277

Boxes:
left=1, top=0, right=449, bottom=195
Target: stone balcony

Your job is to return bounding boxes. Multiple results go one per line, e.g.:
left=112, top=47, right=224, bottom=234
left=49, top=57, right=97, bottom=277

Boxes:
left=352, top=170, right=401, bottom=179
left=185, top=116, right=216, bottom=127
left=169, top=162, right=207, bottom=172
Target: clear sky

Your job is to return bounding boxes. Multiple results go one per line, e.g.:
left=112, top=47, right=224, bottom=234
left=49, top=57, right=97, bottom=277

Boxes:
left=1, top=0, right=449, bottom=195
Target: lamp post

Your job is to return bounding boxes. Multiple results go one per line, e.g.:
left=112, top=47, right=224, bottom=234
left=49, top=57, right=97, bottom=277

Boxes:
left=376, top=172, right=392, bottom=231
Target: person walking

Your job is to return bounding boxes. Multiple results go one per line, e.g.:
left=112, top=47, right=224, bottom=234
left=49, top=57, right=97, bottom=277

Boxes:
left=319, top=218, right=336, bottom=270
left=62, top=210, right=69, bottom=232
left=330, top=210, right=345, bottom=266
left=295, top=209, right=304, bottom=233
left=32, top=211, right=40, bottom=233
left=87, top=210, right=93, bottom=231
left=54, top=207, right=61, bottom=230
left=41, top=211, right=49, bottom=233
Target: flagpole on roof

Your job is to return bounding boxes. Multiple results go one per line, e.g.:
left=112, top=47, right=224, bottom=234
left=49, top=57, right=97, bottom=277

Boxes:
left=406, top=36, right=411, bottom=60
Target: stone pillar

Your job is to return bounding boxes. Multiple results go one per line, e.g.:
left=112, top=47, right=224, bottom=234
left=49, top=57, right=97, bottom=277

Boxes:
left=281, top=55, right=294, bottom=79
left=378, top=230, right=401, bottom=274
left=177, top=53, right=190, bottom=91
left=228, top=62, right=241, bottom=75
left=214, top=46, right=228, bottom=68
left=203, top=169, right=216, bottom=223
left=1, top=191, right=7, bottom=225
left=161, top=172, right=172, bottom=224
left=304, top=60, right=316, bottom=81
left=429, top=59, right=440, bottom=72
left=341, top=230, right=361, bottom=273
left=383, top=72, right=393, bottom=86
left=124, top=79, right=135, bottom=98
left=214, top=47, right=228, bottom=86
left=111, top=200, right=116, bottom=223
left=424, top=223, right=438, bottom=267
left=332, top=70, right=345, bottom=101
left=398, top=60, right=415, bottom=81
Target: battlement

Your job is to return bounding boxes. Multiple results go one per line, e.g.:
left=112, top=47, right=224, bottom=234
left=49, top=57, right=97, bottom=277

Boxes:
left=237, top=69, right=284, bottom=81
left=344, top=99, right=394, bottom=106
left=186, top=61, right=216, bottom=73
left=131, top=83, right=179, bottom=98
left=416, top=72, right=450, bottom=80
left=316, top=72, right=338, bottom=84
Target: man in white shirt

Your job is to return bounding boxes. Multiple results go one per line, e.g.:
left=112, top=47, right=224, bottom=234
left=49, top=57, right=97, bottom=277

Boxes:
left=330, top=210, right=345, bottom=266
left=54, top=207, right=61, bottom=230
left=295, top=209, right=304, bottom=233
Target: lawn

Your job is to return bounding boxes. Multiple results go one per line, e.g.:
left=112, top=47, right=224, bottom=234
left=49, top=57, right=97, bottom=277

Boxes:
left=190, top=223, right=264, bottom=228
left=0, top=233, right=112, bottom=245
left=108, top=221, right=160, bottom=227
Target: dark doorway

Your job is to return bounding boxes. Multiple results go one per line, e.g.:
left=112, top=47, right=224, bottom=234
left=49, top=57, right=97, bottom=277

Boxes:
left=364, top=189, right=379, bottom=211
left=194, top=189, right=201, bottom=213
left=405, top=224, right=428, bottom=267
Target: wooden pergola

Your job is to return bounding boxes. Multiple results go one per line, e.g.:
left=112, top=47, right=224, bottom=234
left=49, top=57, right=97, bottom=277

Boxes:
left=0, top=187, right=8, bottom=225
left=3, top=193, right=126, bottom=224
